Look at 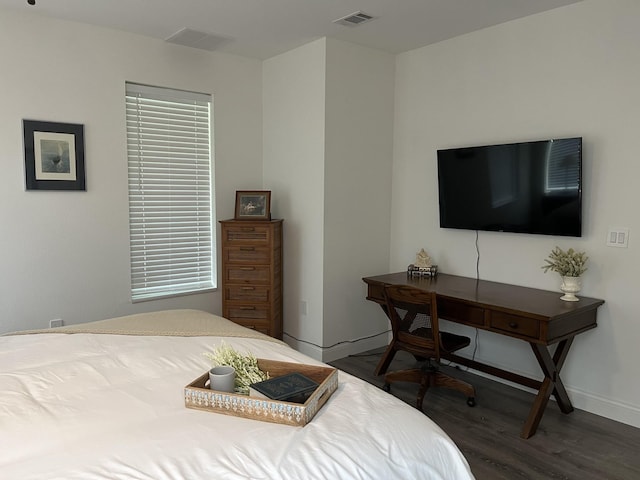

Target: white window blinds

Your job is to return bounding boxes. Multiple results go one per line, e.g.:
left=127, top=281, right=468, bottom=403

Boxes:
left=545, top=138, right=581, bottom=192
left=125, top=82, right=215, bottom=301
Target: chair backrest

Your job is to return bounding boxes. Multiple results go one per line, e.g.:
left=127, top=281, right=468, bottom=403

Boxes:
left=382, top=284, right=441, bottom=360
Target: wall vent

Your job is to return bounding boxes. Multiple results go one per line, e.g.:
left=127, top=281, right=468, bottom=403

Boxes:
left=165, top=28, right=229, bottom=51
left=333, top=11, right=375, bottom=27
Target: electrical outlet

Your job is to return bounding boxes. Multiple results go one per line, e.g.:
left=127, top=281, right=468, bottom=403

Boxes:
left=50, top=319, right=63, bottom=328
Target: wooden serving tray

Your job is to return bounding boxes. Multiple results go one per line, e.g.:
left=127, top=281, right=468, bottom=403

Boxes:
left=184, top=359, right=338, bottom=426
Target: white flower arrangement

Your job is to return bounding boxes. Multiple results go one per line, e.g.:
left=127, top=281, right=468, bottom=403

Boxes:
left=541, top=246, right=588, bottom=277
left=203, top=342, right=268, bottom=395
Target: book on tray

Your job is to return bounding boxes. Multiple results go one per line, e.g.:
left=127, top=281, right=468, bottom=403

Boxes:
left=249, top=372, right=318, bottom=404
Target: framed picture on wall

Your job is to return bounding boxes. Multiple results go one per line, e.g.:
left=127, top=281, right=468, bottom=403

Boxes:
left=23, top=119, right=86, bottom=191
left=234, top=190, right=271, bottom=220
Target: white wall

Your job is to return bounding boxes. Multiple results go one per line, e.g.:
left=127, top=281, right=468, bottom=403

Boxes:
left=323, top=38, right=395, bottom=361
left=391, top=0, right=640, bottom=427
left=263, top=38, right=395, bottom=361
left=0, top=9, right=263, bottom=334
left=263, top=39, right=327, bottom=358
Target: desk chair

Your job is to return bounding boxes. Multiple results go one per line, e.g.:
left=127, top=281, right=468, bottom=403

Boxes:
left=379, top=284, right=476, bottom=409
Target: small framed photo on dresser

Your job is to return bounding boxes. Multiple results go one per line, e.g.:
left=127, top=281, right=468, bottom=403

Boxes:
left=234, top=190, right=271, bottom=220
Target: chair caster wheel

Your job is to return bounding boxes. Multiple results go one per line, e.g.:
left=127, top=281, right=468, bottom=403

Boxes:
left=382, top=383, right=391, bottom=393
left=467, top=397, right=476, bottom=407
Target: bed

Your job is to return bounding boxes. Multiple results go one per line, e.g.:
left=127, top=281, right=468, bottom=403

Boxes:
left=0, top=309, right=474, bottom=480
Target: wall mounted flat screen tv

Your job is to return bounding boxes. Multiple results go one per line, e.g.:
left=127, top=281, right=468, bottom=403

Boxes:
left=437, top=137, right=582, bottom=237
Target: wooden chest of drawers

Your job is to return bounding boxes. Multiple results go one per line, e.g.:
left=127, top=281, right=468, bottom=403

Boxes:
left=219, top=219, right=283, bottom=339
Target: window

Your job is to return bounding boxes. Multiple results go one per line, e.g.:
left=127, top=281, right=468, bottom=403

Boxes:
left=125, top=82, right=215, bottom=301
left=545, top=138, right=581, bottom=193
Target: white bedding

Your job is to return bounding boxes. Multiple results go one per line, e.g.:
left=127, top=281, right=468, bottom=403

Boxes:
left=0, top=310, right=474, bottom=480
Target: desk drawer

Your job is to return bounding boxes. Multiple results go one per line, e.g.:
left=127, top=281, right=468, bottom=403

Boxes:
left=366, top=283, right=385, bottom=303
left=438, top=298, right=485, bottom=327
left=490, top=312, right=540, bottom=340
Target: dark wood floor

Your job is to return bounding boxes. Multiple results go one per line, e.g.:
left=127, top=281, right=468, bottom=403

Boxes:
left=329, top=348, right=640, bottom=480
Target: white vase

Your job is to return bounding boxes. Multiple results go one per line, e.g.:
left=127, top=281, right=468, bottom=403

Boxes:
left=560, top=276, right=581, bottom=302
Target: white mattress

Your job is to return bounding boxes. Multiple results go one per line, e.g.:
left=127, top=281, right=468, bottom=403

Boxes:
left=0, top=310, right=474, bottom=480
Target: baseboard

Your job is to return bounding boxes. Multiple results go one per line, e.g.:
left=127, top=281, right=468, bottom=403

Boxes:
left=568, top=386, right=640, bottom=429
left=453, top=355, right=640, bottom=430
left=289, top=336, right=640, bottom=430
left=282, top=336, right=323, bottom=361
left=283, top=333, right=389, bottom=364
left=321, top=336, right=389, bottom=363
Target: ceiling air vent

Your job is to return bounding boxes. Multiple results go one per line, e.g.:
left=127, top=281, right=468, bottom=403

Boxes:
left=333, top=11, right=375, bottom=27
left=165, top=28, right=229, bottom=51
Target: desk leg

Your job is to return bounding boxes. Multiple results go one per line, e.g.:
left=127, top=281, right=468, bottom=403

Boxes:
left=522, top=338, right=575, bottom=438
left=373, top=304, right=396, bottom=376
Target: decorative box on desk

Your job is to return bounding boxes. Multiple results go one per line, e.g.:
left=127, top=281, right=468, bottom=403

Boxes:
left=184, top=359, right=338, bottom=427
left=220, top=219, right=283, bottom=339
left=407, top=264, right=438, bottom=277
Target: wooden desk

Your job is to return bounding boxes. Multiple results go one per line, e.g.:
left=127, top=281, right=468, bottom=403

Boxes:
left=363, top=272, right=604, bottom=438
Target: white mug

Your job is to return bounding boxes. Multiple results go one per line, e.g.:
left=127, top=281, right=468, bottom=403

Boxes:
left=208, top=366, right=236, bottom=392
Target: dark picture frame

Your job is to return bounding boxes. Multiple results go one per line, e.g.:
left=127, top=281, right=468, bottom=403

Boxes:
left=234, top=190, right=271, bottom=220
left=23, top=119, right=86, bottom=191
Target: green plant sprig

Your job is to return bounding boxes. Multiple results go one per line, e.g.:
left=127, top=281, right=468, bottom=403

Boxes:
left=541, top=246, right=588, bottom=277
left=203, top=342, right=268, bottom=395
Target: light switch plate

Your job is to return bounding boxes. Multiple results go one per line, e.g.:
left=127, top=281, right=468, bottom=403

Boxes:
left=606, top=228, right=629, bottom=248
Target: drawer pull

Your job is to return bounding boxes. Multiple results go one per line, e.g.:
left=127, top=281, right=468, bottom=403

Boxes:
left=240, top=247, right=255, bottom=252
left=241, top=286, right=255, bottom=291
left=239, top=306, right=256, bottom=311
left=241, top=227, right=255, bottom=232
left=239, top=267, right=255, bottom=271
left=509, top=322, right=518, bottom=329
